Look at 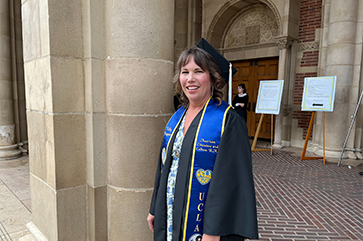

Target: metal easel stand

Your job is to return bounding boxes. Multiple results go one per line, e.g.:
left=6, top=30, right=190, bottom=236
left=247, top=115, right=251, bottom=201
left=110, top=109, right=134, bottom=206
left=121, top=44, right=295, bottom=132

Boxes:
left=338, top=90, right=363, bottom=166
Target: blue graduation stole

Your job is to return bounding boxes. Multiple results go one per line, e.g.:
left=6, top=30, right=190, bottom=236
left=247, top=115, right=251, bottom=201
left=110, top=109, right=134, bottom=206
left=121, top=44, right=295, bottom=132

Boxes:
left=160, top=105, right=186, bottom=170
left=161, top=98, right=230, bottom=241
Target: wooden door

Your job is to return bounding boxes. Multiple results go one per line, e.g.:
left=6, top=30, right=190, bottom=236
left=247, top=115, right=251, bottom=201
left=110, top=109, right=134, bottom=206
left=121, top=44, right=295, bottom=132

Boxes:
left=231, top=58, right=279, bottom=139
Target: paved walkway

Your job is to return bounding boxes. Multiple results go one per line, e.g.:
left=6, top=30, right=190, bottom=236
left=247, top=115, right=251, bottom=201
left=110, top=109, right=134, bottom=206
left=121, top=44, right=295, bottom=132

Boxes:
left=0, top=156, right=31, bottom=241
left=0, top=145, right=362, bottom=241
left=252, top=149, right=363, bottom=241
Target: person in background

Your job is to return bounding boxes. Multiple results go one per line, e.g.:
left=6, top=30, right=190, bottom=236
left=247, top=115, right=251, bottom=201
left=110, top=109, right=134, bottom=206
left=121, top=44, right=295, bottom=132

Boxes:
left=232, top=83, right=249, bottom=123
left=147, top=42, right=258, bottom=241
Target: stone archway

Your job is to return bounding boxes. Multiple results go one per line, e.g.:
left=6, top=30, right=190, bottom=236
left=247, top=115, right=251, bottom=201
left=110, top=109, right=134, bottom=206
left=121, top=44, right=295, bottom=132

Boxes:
left=214, top=3, right=281, bottom=140
left=204, top=0, right=297, bottom=148
left=206, top=0, right=282, bottom=48
left=223, top=3, right=279, bottom=49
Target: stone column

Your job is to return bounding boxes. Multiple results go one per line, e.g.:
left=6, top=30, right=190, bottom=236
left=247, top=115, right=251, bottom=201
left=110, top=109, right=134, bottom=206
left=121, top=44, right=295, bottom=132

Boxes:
left=175, top=0, right=189, bottom=63
left=355, top=0, right=363, bottom=159
left=22, top=0, right=87, bottom=240
left=23, top=0, right=175, bottom=239
left=273, top=36, right=292, bottom=149
left=82, top=0, right=108, bottom=240
left=175, top=0, right=201, bottom=64
left=105, top=1, right=175, bottom=241
left=10, top=0, right=28, bottom=153
left=315, top=0, right=359, bottom=158
left=282, top=40, right=298, bottom=147
left=348, top=0, right=363, bottom=158
left=318, top=0, right=331, bottom=77
left=0, top=0, right=21, bottom=159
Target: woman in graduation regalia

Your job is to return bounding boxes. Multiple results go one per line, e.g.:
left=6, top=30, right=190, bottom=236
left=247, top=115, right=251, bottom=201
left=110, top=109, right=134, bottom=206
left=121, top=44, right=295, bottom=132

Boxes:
left=147, top=41, right=258, bottom=241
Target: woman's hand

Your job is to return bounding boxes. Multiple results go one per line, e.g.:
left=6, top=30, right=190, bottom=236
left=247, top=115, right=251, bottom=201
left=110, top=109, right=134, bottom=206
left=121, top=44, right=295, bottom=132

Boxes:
left=237, top=103, right=245, bottom=107
left=147, top=213, right=155, bottom=232
left=202, top=234, right=220, bottom=241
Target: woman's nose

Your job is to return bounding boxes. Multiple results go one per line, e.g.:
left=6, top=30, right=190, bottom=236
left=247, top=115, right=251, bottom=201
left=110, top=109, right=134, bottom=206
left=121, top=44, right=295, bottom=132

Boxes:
left=187, top=73, right=195, bottom=81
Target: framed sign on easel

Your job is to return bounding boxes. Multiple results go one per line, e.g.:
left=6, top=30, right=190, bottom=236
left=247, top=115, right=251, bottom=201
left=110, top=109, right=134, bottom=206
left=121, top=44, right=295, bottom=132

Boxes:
left=252, top=80, right=284, bottom=154
left=301, top=76, right=337, bottom=164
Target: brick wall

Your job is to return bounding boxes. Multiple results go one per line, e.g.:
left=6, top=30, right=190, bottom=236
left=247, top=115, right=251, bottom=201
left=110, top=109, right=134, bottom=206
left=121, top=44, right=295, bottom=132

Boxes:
left=293, top=0, right=322, bottom=140
left=298, top=0, right=322, bottom=43
left=300, top=50, right=319, bottom=67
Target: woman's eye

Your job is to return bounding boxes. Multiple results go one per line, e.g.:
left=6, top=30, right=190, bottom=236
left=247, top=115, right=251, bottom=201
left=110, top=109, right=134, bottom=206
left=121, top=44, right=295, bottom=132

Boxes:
left=181, top=71, right=188, bottom=74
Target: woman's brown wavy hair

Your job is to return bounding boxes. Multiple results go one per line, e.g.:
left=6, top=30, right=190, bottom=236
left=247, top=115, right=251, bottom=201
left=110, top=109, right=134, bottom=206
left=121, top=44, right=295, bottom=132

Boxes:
left=173, top=46, right=225, bottom=107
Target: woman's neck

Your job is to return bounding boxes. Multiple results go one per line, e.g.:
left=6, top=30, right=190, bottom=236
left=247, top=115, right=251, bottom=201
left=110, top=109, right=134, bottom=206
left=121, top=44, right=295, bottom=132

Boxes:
left=183, top=100, right=208, bottom=135
left=188, top=97, right=210, bottom=112
left=188, top=103, right=205, bottom=113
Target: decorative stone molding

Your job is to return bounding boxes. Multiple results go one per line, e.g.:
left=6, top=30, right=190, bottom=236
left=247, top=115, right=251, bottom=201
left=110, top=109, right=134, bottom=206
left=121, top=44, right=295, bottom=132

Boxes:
left=206, top=0, right=282, bottom=42
left=298, top=41, right=320, bottom=51
left=275, top=36, right=294, bottom=50
left=245, top=26, right=261, bottom=45
left=224, top=11, right=278, bottom=48
left=283, top=105, right=292, bottom=117
left=259, top=0, right=282, bottom=33
left=222, top=42, right=277, bottom=53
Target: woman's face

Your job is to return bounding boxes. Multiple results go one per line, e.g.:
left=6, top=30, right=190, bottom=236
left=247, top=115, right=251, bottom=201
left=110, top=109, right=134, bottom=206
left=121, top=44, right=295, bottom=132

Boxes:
left=180, top=56, right=212, bottom=106
left=238, top=86, right=244, bottom=94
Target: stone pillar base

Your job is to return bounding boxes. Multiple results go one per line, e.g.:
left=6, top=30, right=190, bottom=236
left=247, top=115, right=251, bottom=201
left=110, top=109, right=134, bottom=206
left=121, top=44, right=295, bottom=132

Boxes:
left=0, top=144, right=22, bottom=160
left=273, top=143, right=283, bottom=149
left=18, top=142, right=29, bottom=155
left=282, top=140, right=291, bottom=147
left=309, top=144, right=348, bottom=159
left=26, top=222, right=48, bottom=241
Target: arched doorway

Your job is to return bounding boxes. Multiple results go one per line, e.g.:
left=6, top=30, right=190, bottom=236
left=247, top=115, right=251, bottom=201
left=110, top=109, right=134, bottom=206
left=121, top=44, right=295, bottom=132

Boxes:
left=206, top=1, right=282, bottom=139
left=231, top=57, right=278, bottom=138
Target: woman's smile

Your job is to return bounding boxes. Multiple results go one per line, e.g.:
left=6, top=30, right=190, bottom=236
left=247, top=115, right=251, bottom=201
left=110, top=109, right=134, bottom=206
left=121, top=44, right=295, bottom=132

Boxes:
left=186, top=85, right=199, bottom=91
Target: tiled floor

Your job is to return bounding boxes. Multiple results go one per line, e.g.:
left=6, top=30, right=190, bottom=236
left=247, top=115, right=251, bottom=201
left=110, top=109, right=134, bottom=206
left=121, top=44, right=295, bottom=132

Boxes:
left=0, top=156, right=32, bottom=240
left=252, top=149, right=363, bottom=241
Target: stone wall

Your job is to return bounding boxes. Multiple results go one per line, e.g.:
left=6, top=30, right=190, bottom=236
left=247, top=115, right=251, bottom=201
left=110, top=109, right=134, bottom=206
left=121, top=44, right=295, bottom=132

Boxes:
left=22, top=0, right=175, bottom=240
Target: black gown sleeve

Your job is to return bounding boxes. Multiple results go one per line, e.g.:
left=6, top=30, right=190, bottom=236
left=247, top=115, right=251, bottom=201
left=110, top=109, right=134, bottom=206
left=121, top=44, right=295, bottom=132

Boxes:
left=232, top=95, right=238, bottom=108
left=242, top=95, right=249, bottom=110
left=203, top=109, right=258, bottom=240
left=149, top=147, right=163, bottom=215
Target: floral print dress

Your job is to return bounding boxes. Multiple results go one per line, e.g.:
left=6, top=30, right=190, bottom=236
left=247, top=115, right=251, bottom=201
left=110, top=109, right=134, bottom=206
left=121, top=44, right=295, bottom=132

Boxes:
left=166, top=116, right=185, bottom=241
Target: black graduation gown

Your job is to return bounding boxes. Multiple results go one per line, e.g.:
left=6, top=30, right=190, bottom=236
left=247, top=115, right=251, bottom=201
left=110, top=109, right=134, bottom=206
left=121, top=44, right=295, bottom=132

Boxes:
left=150, top=107, right=258, bottom=241
left=232, top=95, right=249, bottom=122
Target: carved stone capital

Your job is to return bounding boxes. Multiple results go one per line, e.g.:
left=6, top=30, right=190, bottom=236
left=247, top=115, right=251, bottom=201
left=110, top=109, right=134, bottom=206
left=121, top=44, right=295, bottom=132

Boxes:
left=283, top=105, right=292, bottom=117
left=299, top=41, right=319, bottom=51
left=275, top=36, right=293, bottom=50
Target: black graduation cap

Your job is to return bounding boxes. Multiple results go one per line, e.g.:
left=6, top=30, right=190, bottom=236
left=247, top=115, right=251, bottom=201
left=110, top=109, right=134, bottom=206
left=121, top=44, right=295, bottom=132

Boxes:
left=196, top=38, right=238, bottom=83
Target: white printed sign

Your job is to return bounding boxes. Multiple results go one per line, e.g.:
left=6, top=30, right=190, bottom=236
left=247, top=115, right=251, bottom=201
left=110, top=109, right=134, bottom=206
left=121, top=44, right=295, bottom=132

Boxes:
left=301, top=76, right=336, bottom=112
left=255, top=80, right=284, bottom=115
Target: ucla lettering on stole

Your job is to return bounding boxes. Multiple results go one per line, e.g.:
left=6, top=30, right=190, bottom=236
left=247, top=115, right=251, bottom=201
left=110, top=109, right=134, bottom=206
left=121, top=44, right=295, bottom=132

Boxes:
left=193, top=192, right=205, bottom=237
